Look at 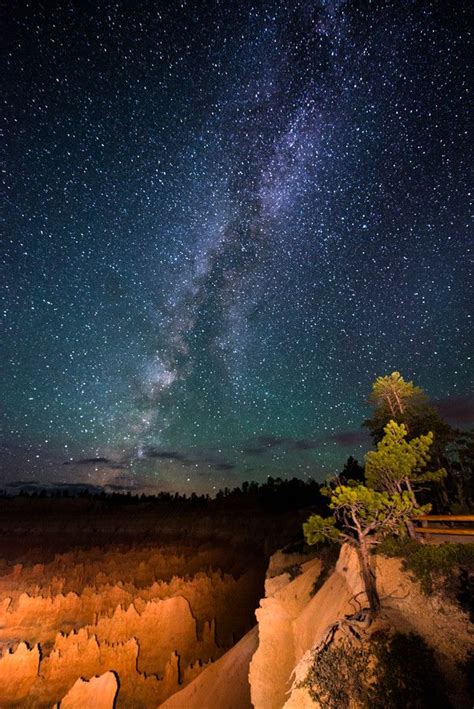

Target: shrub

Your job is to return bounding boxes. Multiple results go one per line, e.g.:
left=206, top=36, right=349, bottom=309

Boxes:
left=377, top=538, right=474, bottom=597
left=370, top=631, right=451, bottom=708
left=298, top=631, right=451, bottom=709
left=298, top=636, right=371, bottom=708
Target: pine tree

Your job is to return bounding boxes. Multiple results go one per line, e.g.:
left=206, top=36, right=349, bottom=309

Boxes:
left=365, top=420, right=446, bottom=503
left=303, top=483, right=426, bottom=613
left=364, top=371, right=450, bottom=446
left=370, top=372, right=425, bottom=418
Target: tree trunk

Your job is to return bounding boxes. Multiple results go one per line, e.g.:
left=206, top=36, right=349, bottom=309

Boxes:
left=435, top=476, right=450, bottom=511
left=405, top=478, right=418, bottom=507
left=405, top=518, right=418, bottom=540
left=403, top=479, right=419, bottom=539
left=385, top=394, right=396, bottom=418
left=356, top=538, right=380, bottom=614
left=393, top=390, right=404, bottom=415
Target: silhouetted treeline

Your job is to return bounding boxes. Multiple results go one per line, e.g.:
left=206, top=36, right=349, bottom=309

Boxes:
left=0, top=475, right=335, bottom=561
left=2, top=475, right=327, bottom=516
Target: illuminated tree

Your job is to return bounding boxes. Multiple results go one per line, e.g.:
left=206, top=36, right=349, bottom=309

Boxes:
left=364, top=372, right=450, bottom=446
left=303, top=484, right=426, bottom=613
left=370, top=372, right=425, bottom=417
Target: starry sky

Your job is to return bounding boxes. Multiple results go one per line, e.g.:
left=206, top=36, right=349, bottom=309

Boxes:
left=2, top=0, right=472, bottom=495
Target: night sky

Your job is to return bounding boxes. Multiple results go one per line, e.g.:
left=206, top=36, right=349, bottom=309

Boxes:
left=2, top=0, right=472, bottom=495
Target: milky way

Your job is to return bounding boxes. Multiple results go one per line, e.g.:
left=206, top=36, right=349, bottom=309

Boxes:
left=2, top=0, right=472, bottom=493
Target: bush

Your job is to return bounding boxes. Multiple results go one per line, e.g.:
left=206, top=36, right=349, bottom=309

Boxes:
left=298, top=631, right=451, bottom=709
left=298, top=636, right=371, bottom=708
left=377, top=538, right=474, bottom=598
left=370, top=632, right=451, bottom=708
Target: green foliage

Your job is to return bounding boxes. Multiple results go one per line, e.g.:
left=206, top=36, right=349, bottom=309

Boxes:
left=377, top=537, right=474, bottom=595
left=365, top=420, right=446, bottom=497
left=303, top=484, right=423, bottom=547
left=299, top=631, right=452, bottom=709
left=376, top=536, right=422, bottom=559
left=370, top=372, right=426, bottom=416
left=340, top=455, right=365, bottom=483
left=303, top=513, right=339, bottom=545
left=304, top=484, right=427, bottom=612
left=370, top=632, right=452, bottom=708
left=363, top=371, right=474, bottom=510
left=444, top=431, right=474, bottom=509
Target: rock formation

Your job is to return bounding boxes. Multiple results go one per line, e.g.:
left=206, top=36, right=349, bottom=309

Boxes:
left=0, top=540, right=263, bottom=707
left=164, top=542, right=472, bottom=709
left=1, top=493, right=471, bottom=708
left=56, top=671, right=119, bottom=709
left=159, top=626, right=258, bottom=709
left=0, top=641, right=40, bottom=705
left=250, top=544, right=473, bottom=709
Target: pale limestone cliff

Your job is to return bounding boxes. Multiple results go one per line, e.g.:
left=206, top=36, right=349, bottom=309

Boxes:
left=248, top=543, right=473, bottom=709
left=159, top=626, right=258, bottom=709
left=155, top=541, right=472, bottom=709
left=249, top=544, right=362, bottom=709
left=152, top=543, right=364, bottom=709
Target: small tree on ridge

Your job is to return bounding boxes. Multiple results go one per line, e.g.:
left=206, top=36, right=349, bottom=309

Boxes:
left=303, top=483, right=426, bottom=613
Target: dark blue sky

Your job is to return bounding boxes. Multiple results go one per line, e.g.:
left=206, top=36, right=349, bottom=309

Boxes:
left=2, top=0, right=472, bottom=494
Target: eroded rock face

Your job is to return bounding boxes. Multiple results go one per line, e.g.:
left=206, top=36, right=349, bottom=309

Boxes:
left=159, top=626, right=259, bottom=709
left=249, top=555, right=332, bottom=709
left=0, top=542, right=263, bottom=707
left=57, top=671, right=119, bottom=709
left=249, top=543, right=473, bottom=709
left=0, top=641, right=40, bottom=704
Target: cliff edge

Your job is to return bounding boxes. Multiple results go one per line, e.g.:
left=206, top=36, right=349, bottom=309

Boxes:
left=158, top=541, right=472, bottom=708
left=249, top=543, right=472, bottom=709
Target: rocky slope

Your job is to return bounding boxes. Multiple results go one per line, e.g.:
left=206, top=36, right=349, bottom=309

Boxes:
left=157, top=543, right=472, bottom=709
left=159, top=626, right=258, bottom=709
left=252, top=543, right=472, bottom=709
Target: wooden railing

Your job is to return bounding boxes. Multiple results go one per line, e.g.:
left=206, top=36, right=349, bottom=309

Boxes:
left=415, top=515, right=474, bottom=537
